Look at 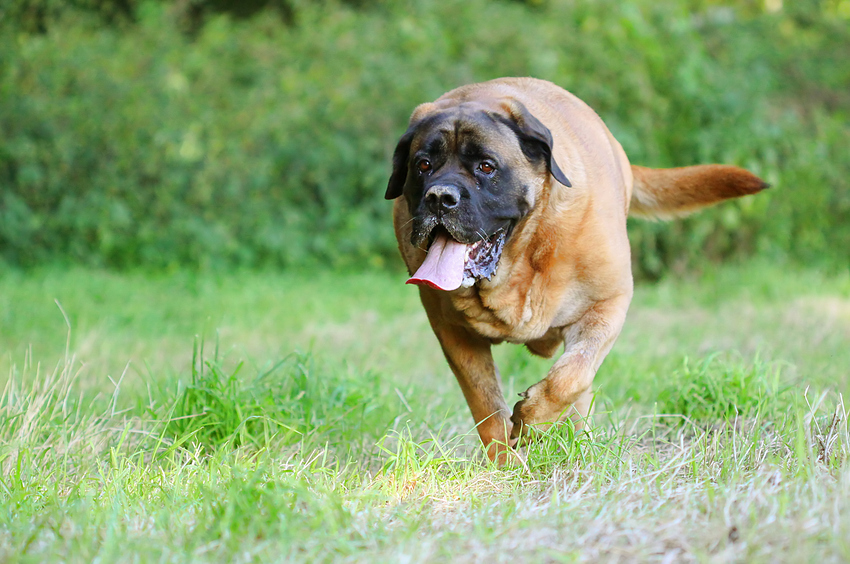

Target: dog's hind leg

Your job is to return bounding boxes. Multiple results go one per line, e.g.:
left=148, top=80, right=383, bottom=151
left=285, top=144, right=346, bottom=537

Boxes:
left=509, top=293, right=631, bottom=442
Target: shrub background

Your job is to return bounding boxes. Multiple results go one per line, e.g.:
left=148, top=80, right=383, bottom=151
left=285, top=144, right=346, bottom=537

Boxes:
left=1, top=0, right=848, bottom=276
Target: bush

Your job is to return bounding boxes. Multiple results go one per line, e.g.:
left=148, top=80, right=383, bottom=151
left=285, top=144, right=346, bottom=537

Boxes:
left=1, top=0, right=848, bottom=274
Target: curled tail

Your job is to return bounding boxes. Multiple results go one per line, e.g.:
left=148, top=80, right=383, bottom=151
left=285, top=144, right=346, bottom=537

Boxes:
left=629, top=164, right=768, bottom=220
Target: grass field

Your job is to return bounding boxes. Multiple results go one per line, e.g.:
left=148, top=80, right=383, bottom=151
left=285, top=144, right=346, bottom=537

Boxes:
left=1, top=262, right=849, bottom=562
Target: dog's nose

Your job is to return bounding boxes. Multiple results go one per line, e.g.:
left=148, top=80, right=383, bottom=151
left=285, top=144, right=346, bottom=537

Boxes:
left=425, top=185, right=460, bottom=213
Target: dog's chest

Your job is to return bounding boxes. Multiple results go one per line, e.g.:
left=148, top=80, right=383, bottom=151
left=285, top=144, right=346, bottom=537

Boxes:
left=450, top=276, right=589, bottom=343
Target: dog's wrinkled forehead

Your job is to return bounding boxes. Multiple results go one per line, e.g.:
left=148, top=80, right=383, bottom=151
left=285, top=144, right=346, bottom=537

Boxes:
left=409, top=104, right=522, bottom=160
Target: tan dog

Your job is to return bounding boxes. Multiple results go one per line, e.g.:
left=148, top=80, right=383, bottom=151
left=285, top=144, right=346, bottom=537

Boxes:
left=385, top=77, right=766, bottom=461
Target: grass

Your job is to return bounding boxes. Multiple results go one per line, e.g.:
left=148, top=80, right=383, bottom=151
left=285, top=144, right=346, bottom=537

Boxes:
left=1, top=261, right=849, bottom=562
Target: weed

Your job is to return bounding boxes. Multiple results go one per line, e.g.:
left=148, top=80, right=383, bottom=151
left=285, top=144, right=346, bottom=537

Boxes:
left=1, top=266, right=849, bottom=561
left=655, top=355, right=790, bottom=423
left=161, top=339, right=401, bottom=457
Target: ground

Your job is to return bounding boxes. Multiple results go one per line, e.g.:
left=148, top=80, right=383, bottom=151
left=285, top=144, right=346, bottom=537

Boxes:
left=0, top=262, right=848, bottom=562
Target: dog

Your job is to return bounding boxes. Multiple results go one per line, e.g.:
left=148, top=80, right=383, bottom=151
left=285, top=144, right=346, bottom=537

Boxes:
left=385, top=77, right=767, bottom=461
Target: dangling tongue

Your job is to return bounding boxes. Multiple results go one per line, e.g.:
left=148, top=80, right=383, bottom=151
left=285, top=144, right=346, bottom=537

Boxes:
left=406, top=232, right=469, bottom=291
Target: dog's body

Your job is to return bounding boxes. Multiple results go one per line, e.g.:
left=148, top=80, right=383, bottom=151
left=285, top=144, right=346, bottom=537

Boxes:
left=386, top=78, right=766, bottom=461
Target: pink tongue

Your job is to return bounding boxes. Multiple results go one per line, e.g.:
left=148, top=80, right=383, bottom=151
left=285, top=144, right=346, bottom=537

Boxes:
left=406, top=233, right=469, bottom=291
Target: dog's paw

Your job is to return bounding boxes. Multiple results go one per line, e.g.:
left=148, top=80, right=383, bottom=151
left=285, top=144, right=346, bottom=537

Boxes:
left=486, top=442, right=526, bottom=467
left=509, top=383, right=564, bottom=443
left=510, top=383, right=593, bottom=443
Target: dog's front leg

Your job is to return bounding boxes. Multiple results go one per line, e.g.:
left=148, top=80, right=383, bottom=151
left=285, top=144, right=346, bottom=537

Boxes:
left=433, top=322, right=516, bottom=462
left=510, top=293, right=631, bottom=442
left=420, top=292, right=514, bottom=461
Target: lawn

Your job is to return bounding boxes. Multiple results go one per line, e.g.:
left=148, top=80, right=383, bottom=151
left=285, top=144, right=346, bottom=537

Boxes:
left=1, top=262, right=849, bottom=562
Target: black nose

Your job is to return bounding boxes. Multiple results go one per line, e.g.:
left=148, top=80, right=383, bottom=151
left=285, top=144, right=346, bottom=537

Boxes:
left=425, top=185, right=460, bottom=213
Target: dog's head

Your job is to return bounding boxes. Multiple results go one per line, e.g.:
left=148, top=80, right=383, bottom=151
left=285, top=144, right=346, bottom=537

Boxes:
left=385, top=99, right=570, bottom=290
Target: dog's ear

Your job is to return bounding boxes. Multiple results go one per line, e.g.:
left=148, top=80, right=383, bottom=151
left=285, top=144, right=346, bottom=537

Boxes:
left=498, top=101, right=571, bottom=188
left=385, top=127, right=415, bottom=200
left=386, top=104, right=439, bottom=200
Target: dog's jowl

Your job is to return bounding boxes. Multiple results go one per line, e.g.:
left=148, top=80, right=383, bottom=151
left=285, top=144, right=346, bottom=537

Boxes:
left=385, top=77, right=767, bottom=462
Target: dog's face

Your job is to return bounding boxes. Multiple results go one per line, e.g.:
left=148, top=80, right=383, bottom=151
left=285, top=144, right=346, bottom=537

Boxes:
left=386, top=100, right=570, bottom=287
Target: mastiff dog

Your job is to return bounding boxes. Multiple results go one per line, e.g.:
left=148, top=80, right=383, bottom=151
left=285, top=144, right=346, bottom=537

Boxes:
left=385, top=77, right=767, bottom=462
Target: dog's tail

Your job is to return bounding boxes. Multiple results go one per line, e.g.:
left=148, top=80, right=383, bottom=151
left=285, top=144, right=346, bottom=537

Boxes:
left=628, top=164, right=768, bottom=220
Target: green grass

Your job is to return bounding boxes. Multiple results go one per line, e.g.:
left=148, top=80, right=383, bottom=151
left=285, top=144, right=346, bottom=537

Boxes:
left=1, top=262, right=849, bottom=562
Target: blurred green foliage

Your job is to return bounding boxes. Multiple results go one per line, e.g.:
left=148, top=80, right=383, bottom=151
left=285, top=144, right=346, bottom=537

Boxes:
left=1, top=0, right=848, bottom=274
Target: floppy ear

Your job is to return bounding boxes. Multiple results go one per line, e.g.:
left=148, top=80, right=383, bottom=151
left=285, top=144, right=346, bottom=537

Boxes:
left=497, top=101, right=571, bottom=188
left=385, top=127, right=415, bottom=200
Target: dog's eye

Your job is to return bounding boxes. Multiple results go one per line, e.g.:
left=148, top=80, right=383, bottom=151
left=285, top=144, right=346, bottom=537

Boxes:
left=417, top=159, right=432, bottom=174
left=478, top=161, right=496, bottom=175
